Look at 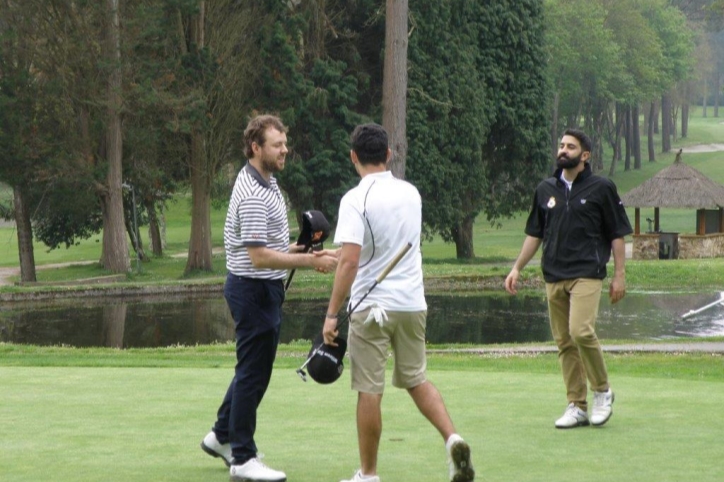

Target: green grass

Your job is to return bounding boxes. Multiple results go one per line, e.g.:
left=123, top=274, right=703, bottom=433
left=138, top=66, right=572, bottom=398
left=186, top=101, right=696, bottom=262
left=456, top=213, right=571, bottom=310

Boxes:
left=1, top=347, right=722, bottom=482
left=0, top=193, right=228, bottom=268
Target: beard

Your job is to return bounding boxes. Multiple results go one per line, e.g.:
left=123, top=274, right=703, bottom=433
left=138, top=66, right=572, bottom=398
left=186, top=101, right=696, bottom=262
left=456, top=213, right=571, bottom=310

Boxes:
left=556, top=152, right=583, bottom=170
left=261, top=152, right=284, bottom=174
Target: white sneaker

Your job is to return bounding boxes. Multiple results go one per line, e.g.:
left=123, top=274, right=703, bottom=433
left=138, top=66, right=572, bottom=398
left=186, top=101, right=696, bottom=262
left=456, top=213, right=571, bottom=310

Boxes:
left=555, top=403, right=590, bottom=429
left=229, top=458, right=286, bottom=482
left=446, top=435, right=475, bottom=482
left=591, top=389, right=615, bottom=426
left=340, top=470, right=381, bottom=482
left=200, top=431, right=232, bottom=467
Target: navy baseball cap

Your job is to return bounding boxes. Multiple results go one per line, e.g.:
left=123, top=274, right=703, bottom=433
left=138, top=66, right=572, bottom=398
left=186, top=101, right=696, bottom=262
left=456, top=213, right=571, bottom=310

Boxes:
left=296, top=210, right=330, bottom=249
left=306, top=333, right=347, bottom=384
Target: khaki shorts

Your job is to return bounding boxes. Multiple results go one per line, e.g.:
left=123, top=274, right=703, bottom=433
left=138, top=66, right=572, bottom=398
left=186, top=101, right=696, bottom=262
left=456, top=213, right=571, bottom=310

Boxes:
left=348, top=308, right=428, bottom=394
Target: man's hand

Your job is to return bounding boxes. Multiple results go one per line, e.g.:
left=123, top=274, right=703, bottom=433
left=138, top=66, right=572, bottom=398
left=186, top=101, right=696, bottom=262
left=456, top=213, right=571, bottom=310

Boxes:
left=312, top=252, right=338, bottom=273
left=609, top=275, right=626, bottom=304
left=504, top=268, right=520, bottom=295
left=314, top=248, right=340, bottom=258
left=504, top=237, right=540, bottom=296
left=323, top=316, right=339, bottom=346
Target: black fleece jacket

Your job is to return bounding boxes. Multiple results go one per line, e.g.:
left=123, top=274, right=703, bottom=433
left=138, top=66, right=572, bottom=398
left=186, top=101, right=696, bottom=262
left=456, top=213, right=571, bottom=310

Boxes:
left=524, top=163, right=632, bottom=283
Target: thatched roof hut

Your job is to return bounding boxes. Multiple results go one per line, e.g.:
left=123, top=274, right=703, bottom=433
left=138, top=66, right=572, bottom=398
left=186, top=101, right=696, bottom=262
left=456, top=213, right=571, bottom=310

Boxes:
left=621, top=150, right=724, bottom=259
left=621, top=150, right=724, bottom=210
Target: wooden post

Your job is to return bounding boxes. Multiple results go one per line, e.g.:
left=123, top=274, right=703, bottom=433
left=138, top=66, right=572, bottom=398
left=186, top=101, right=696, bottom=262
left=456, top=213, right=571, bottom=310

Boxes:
left=634, top=208, right=641, bottom=235
left=697, top=209, right=706, bottom=235
left=654, top=207, right=660, bottom=232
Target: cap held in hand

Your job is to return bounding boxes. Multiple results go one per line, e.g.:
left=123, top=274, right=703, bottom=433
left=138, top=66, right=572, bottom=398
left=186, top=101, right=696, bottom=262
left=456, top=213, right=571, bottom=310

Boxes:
left=296, top=210, right=330, bottom=250
left=306, top=333, right=347, bottom=384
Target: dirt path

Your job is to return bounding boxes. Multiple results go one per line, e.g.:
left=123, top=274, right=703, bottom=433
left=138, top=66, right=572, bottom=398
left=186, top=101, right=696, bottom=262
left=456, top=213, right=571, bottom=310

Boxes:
left=0, top=260, right=98, bottom=287
left=0, top=267, right=18, bottom=286
left=678, top=143, right=724, bottom=154
left=0, top=248, right=227, bottom=287
left=430, top=341, right=724, bottom=354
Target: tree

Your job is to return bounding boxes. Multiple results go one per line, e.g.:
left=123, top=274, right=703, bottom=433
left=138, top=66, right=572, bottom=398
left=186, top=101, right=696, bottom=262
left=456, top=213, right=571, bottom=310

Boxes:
left=15, top=0, right=138, bottom=272
left=545, top=0, right=695, bottom=174
left=100, top=0, right=131, bottom=273
left=642, top=1, right=696, bottom=153
left=179, top=2, right=215, bottom=273
left=0, top=1, right=40, bottom=282
left=252, top=0, right=378, bottom=225
left=407, top=0, right=550, bottom=258
left=122, top=0, right=194, bottom=259
left=545, top=0, right=628, bottom=171
left=605, top=0, right=667, bottom=162
left=382, top=0, right=408, bottom=179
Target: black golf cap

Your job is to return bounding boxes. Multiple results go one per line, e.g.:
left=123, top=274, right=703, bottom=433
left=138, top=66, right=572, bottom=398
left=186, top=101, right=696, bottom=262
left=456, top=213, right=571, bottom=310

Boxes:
left=306, top=333, right=347, bottom=384
left=296, top=210, right=330, bottom=249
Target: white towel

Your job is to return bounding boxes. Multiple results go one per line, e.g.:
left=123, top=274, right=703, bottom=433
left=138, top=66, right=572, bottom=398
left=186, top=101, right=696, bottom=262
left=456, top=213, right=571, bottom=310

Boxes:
left=363, top=303, right=388, bottom=328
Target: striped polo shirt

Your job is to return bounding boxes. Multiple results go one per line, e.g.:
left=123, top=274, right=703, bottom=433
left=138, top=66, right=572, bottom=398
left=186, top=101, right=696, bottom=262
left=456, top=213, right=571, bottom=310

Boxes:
left=224, top=162, right=289, bottom=279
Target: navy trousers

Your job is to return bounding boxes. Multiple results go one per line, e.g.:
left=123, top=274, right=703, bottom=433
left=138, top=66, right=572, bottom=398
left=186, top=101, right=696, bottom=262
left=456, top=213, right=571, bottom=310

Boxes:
left=212, top=274, right=284, bottom=464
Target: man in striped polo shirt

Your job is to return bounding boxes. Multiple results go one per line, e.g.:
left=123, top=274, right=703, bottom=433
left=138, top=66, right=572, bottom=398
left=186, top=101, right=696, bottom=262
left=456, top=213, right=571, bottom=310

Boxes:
left=201, top=115, right=337, bottom=482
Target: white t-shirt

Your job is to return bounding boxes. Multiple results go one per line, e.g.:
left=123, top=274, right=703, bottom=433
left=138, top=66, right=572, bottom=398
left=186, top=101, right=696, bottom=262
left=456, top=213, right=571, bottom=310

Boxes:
left=560, top=172, right=574, bottom=191
left=334, top=171, right=427, bottom=312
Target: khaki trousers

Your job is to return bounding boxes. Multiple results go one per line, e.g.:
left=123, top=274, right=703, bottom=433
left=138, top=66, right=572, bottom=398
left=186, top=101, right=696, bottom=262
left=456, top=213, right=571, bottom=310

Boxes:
left=546, top=278, right=609, bottom=411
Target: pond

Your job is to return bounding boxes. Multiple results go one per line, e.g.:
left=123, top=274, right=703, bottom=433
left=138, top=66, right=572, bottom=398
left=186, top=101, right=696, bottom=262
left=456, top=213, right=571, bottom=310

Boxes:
left=0, top=291, right=722, bottom=349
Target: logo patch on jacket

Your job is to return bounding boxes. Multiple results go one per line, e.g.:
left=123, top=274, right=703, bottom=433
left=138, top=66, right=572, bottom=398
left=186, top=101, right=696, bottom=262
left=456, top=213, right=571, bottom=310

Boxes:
left=547, top=197, right=556, bottom=209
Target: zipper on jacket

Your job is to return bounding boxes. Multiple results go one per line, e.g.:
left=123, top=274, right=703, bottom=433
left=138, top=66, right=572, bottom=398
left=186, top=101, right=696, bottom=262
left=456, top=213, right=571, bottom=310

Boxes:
left=565, top=183, right=571, bottom=212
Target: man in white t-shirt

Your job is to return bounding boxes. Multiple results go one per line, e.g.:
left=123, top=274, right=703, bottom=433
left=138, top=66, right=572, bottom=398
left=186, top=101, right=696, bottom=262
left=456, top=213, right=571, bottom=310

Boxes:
left=323, top=123, right=475, bottom=482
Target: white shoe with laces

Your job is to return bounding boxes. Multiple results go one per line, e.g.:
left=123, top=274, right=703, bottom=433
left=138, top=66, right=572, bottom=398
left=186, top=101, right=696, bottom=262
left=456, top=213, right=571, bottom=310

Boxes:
left=229, top=457, right=286, bottom=482
left=591, top=388, right=615, bottom=426
left=446, top=434, right=475, bottom=482
left=200, top=431, right=232, bottom=467
left=340, top=470, right=380, bottom=482
left=555, top=403, right=590, bottom=429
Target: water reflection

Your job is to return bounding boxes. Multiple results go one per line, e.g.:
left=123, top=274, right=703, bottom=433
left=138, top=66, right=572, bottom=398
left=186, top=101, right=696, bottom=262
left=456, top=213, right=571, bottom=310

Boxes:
left=0, top=292, right=722, bottom=349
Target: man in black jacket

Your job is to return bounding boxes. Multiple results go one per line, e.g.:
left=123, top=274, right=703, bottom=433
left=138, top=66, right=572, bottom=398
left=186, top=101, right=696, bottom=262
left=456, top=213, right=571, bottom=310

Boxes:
left=504, top=128, right=632, bottom=429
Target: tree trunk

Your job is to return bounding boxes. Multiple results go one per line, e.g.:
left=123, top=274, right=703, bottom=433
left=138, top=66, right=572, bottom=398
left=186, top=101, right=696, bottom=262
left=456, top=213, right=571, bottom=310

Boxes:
left=146, top=198, right=163, bottom=256
left=550, top=91, right=560, bottom=163
left=608, top=104, right=622, bottom=176
left=184, top=4, right=213, bottom=273
left=452, top=216, right=475, bottom=259
left=185, top=132, right=213, bottom=273
left=624, top=106, right=631, bottom=171
left=382, top=0, right=409, bottom=180
left=633, top=104, right=641, bottom=169
left=714, top=70, right=720, bottom=118
left=702, top=78, right=708, bottom=118
left=101, top=0, right=130, bottom=273
left=614, top=102, right=622, bottom=160
left=681, top=102, right=689, bottom=138
left=124, top=213, right=148, bottom=262
left=13, top=185, right=36, bottom=283
left=648, top=102, right=656, bottom=163
left=642, top=101, right=648, bottom=132
left=592, top=110, right=604, bottom=173
left=653, top=100, right=660, bottom=134
left=661, top=93, right=672, bottom=153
